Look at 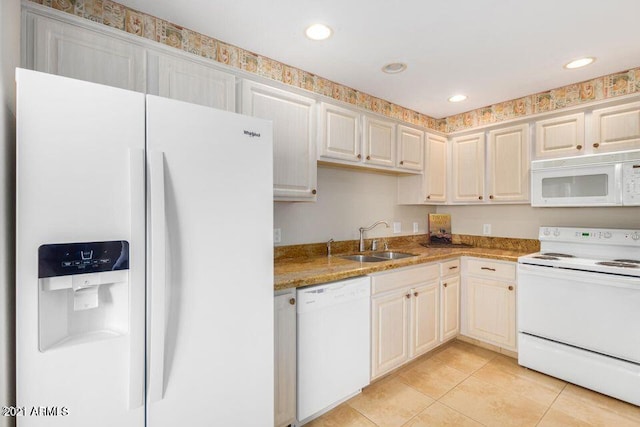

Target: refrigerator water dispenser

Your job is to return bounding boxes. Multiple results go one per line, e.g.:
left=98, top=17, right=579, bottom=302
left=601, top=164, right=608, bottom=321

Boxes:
left=38, top=241, right=130, bottom=351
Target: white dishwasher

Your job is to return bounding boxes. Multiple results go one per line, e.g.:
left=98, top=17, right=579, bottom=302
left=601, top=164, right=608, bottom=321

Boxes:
left=296, top=276, right=371, bottom=423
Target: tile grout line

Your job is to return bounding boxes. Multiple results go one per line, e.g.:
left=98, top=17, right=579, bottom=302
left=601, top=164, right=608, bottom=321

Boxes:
left=436, top=399, right=489, bottom=426
left=533, top=382, right=568, bottom=426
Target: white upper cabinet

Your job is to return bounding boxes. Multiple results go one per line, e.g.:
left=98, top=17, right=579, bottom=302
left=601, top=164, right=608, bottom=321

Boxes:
left=318, top=102, right=361, bottom=162
left=592, top=102, right=640, bottom=153
left=241, top=80, right=317, bottom=201
left=151, top=53, right=235, bottom=111
left=397, top=125, right=425, bottom=171
left=451, top=132, right=485, bottom=203
left=487, top=124, right=530, bottom=202
left=363, top=116, right=396, bottom=168
left=534, top=113, right=585, bottom=159
left=26, top=12, right=145, bottom=92
left=424, top=133, right=448, bottom=203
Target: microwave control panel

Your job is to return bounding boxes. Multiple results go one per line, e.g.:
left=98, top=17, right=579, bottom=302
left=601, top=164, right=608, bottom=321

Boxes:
left=622, top=162, right=640, bottom=205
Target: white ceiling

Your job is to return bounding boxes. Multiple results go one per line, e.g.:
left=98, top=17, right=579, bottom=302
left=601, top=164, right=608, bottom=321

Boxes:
left=118, top=0, right=640, bottom=118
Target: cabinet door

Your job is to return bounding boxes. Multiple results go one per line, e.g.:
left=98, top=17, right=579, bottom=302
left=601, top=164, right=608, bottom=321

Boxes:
left=274, top=292, right=296, bottom=427
left=397, top=125, right=424, bottom=171
left=154, top=53, right=235, bottom=111
left=534, top=113, right=585, bottom=158
left=440, top=276, right=460, bottom=342
left=28, top=13, right=145, bottom=91
left=371, top=291, right=409, bottom=379
left=410, top=281, right=439, bottom=358
left=424, top=133, right=448, bottom=203
left=318, top=102, right=361, bottom=162
left=466, top=277, right=516, bottom=349
left=451, top=132, right=485, bottom=202
left=242, top=80, right=317, bottom=201
left=592, top=102, right=640, bottom=153
left=363, top=116, right=395, bottom=167
left=487, top=124, right=530, bottom=202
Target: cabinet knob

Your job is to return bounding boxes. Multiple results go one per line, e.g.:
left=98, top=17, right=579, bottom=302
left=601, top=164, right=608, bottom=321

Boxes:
left=508, top=286, right=514, bottom=291
left=576, top=144, right=583, bottom=150
left=593, top=143, right=600, bottom=148
left=414, top=291, right=419, bottom=297
left=478, top=196, right=483, bottom=200
left=426, top=195, right=431, bottom=199
left=443, top=283, right=448, bottom=288
left=400, top=160, right=404, bottom=165
left=312, top=189, right=317, bottom=195
left=406, top=293, right=411, bottom=299
left=366, top=155, right=371, bottom=160
left=489, top=195, right=494, bottom=200
left=289, top=298, right=296, bottom=305
left=357, top=154, right=362, bottom=159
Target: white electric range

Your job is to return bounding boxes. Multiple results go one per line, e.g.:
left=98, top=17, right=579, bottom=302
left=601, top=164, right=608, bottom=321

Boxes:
left=517, top=227, right=640, bottom=406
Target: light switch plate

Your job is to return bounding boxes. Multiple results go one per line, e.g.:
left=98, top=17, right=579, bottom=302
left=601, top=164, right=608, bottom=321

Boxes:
left=393, top=222, right=401, bottom=234
left=413, top=222, right=419, bottom=233
left=273, top=228, right=281, bottom=243
left=483, top=224, right=491, bottom=235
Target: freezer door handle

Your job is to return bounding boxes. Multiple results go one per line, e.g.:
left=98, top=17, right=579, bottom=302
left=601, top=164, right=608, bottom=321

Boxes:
left=149, top=150, right=167, bottom=403
left=129, top=148, right=145, bottom=409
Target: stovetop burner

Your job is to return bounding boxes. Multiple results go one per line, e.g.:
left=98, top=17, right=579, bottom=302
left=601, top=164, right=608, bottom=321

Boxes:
left=532, top=255, right=560, bottom=260
left=613, top=259, right=640, bottom=264
left=596, top=261, right=640, bottom=268
left=542, top=252, right=575, bottom=258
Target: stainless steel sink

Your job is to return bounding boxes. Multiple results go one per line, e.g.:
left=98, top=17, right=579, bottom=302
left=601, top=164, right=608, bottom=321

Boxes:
left=370, top=251, right=417, bottom=260
left=340, top=251, right=418, bottom=263
left=340, top=254, right=388, bottom=263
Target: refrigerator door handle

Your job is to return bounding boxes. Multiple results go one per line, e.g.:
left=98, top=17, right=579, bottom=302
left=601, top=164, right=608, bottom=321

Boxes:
left=149, top=150, right=167, bottom=403
left=129, top=148, right=146, bottom=409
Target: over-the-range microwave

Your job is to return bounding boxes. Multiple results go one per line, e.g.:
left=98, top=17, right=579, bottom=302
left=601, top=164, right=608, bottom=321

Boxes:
left=531, top=150, right=640, bottom=207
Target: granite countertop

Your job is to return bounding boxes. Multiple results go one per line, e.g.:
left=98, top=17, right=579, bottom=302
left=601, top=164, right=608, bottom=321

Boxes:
left=274, top=236, right=538, bottom=290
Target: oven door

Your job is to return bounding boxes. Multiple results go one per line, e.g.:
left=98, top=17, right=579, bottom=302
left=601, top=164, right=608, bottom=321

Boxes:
left=531, top=163, right=621, bottom=206
left=517, top=263, right=640, bottom=363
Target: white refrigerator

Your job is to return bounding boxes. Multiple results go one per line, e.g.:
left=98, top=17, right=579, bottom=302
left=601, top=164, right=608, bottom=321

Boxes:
left=16, top=68, right=274, bottom=426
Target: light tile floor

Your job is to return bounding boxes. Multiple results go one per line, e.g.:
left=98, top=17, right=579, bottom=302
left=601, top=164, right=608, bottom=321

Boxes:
left=306, top=340, right=640, bottom=427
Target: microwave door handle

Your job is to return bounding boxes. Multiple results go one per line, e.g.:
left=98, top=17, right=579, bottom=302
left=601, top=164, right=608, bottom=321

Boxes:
left=149, top=150, right=167, bottom=403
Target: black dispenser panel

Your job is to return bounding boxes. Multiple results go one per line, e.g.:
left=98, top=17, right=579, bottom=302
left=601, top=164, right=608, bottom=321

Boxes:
left=38, top=241, right=129, bottom=278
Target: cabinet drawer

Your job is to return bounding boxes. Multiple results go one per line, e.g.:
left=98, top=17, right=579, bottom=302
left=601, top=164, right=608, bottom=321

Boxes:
left=466, top=258, right=515, bottom=281
left=371, top=264, right=439, bottom=295
left=440, top=259, right=460, bottom=276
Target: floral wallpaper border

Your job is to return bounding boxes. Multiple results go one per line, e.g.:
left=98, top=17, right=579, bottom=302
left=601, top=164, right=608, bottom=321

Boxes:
left=32, top=0, right=640, bottom=135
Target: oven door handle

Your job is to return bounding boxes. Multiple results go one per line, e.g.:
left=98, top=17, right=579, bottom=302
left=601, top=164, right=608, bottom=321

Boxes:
left=517, top=263, right=640, bottom=289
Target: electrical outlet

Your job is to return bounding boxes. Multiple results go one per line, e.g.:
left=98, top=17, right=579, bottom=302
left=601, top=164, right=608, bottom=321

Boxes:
left=413, top=222, right=419, bottom=233
left=393, top=222, right=401, bottom=234
left=483, top=224, right=491, bottom=235
left=273, top=228, right=281, bottom=243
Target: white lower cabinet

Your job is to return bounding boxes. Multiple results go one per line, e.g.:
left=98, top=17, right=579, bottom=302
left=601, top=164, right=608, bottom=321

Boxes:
left=370, top=263, right=451, bottom=379
left=462, top=257, right=516, bottom=351
left=274, top=290, right=296, bottom=427
left=440, top=259, right=461, bottom=342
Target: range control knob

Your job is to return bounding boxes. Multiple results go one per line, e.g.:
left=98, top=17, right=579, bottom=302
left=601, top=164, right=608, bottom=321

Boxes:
left=542, top=228, right=551, bottom=236
left=632, top=232, right=640, bottom=241
left=603, top=231, right=612, bottom=239
left=553, top=228, right=561, bottom=237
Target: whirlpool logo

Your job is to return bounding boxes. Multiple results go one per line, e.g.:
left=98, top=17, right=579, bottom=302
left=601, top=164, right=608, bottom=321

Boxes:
left=243, top=130, right=261, bottom=138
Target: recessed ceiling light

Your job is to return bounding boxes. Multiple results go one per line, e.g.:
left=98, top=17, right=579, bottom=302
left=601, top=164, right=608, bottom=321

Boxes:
left=564, top=57, right=596, bottom=69
left=305, top=24, right=332, bottom=41
left=382, top=63, right=407, bottom=74
left=448, top=94, right=467, bottom=103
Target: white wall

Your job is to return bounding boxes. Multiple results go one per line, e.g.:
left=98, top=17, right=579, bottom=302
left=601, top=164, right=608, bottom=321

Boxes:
left=1, top=0, right=20, bottom=425
left=274, top=165, right=435, bottom=245
left=437, top=205, right=640, bottom=239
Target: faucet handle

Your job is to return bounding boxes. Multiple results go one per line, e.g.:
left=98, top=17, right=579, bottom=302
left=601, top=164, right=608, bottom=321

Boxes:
left=371, top=239, right=378, bottom=251
left=383, top=241, right=389, bottom=251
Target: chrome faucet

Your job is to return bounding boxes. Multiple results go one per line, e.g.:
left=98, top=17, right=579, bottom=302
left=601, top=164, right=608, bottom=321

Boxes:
left=326, top=238, right=334, bottom=257
left=359, top=220, right=390, bottom=252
